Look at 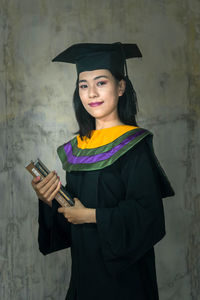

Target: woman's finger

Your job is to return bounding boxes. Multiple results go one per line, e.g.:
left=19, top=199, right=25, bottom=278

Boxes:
left=58, top=207, right=68, bottom=213
left=31, top=172, right=55, bottom=192
left=36, top=173, right=58, bottom=195
left=73, top=198, right=85, bottom=208
left=32, top=176, right=41, bottom=183
left=31, top=176, right=41, bottom=188
left=37, top=171, right=57, bottom=189
left=44, top=178, right=60, bottom=199
left=47, top=180, right=62, bottom=202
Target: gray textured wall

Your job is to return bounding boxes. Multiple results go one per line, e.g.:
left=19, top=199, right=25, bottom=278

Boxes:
left=1, top=0, right=200, bottom=299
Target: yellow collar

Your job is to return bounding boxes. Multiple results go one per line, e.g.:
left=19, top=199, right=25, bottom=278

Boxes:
left=77, top=125, right=138, bottom=149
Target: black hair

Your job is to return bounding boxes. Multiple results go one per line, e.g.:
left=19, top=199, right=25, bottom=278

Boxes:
left=73, top=72, right=138, bottom=139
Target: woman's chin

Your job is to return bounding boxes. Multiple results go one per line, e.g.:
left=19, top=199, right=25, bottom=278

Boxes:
left=86, top=109, right=105, bottom=119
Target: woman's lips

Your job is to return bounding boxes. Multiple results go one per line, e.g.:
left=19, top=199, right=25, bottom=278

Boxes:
left=88, top=101, right=104, bottom=107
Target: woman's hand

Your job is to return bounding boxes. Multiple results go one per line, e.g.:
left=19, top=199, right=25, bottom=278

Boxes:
left=58, top=198, right=96, bottom=224
left=31, top=171, right=61, bottom=207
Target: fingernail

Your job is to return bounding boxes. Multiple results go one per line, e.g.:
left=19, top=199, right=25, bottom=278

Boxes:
left=59, top=181, right=62, bottom=185
left=57, top=176, right=60, bottom=179
left=36, top=176, right=40, bottom=180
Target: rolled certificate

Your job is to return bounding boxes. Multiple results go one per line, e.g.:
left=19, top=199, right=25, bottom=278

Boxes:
left=25, top=158, right=74, bottom=207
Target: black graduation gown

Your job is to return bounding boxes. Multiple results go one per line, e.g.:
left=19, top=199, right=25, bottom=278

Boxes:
left=38, top=136, right=174, bottom=300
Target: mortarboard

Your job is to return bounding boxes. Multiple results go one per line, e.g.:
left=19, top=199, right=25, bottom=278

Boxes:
left=52, top=42, right=142, bottom=76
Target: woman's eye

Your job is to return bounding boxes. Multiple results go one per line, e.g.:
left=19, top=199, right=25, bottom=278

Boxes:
left=97, top=81, right=107, bottom=86
left=79, top=84, right=88, bottom=89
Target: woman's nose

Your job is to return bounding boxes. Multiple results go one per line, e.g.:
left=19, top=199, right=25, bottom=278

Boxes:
left=88, top=85, right=98, bottom=98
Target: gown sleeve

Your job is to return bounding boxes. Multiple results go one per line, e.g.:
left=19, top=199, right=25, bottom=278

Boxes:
left=96, top=140, right=166, bottom=273
left=38, top=191, right=72, bottom=255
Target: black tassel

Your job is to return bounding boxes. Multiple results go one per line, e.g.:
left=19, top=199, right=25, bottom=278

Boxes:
left=124, top=75, right=138, bottom=115
left=117, top=42, right=139, bottom=123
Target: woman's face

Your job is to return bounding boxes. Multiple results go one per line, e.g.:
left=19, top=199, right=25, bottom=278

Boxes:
left=78, top=69, right=125, bottom=124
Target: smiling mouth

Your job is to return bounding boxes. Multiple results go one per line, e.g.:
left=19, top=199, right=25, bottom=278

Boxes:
left=88, top=101, right=104, bottom=107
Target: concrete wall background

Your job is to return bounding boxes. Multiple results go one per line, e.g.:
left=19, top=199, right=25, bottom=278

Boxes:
left=0, top=0, right=200, bottom=299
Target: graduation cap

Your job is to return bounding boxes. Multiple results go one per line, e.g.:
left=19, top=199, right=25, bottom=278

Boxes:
left=52, top=42, right=142, bottom=77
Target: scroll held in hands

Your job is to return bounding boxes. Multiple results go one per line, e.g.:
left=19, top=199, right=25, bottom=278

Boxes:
left=25, top=158, right=74, bottom=207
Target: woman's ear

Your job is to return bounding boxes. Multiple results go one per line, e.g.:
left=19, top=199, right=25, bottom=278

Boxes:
left=118, top=79, right=126, bottom=97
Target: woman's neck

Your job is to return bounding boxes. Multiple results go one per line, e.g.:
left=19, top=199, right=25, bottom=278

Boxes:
left=95, top=119, right=124, bottom=130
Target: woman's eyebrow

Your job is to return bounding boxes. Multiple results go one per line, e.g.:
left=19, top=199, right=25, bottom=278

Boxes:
left=94, top=75, right=109, bottom=80
left=78, top=75, right=109, bottom=83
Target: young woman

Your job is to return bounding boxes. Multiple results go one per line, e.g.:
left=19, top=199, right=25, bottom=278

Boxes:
left=31, top=42, right=174, bottom=300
